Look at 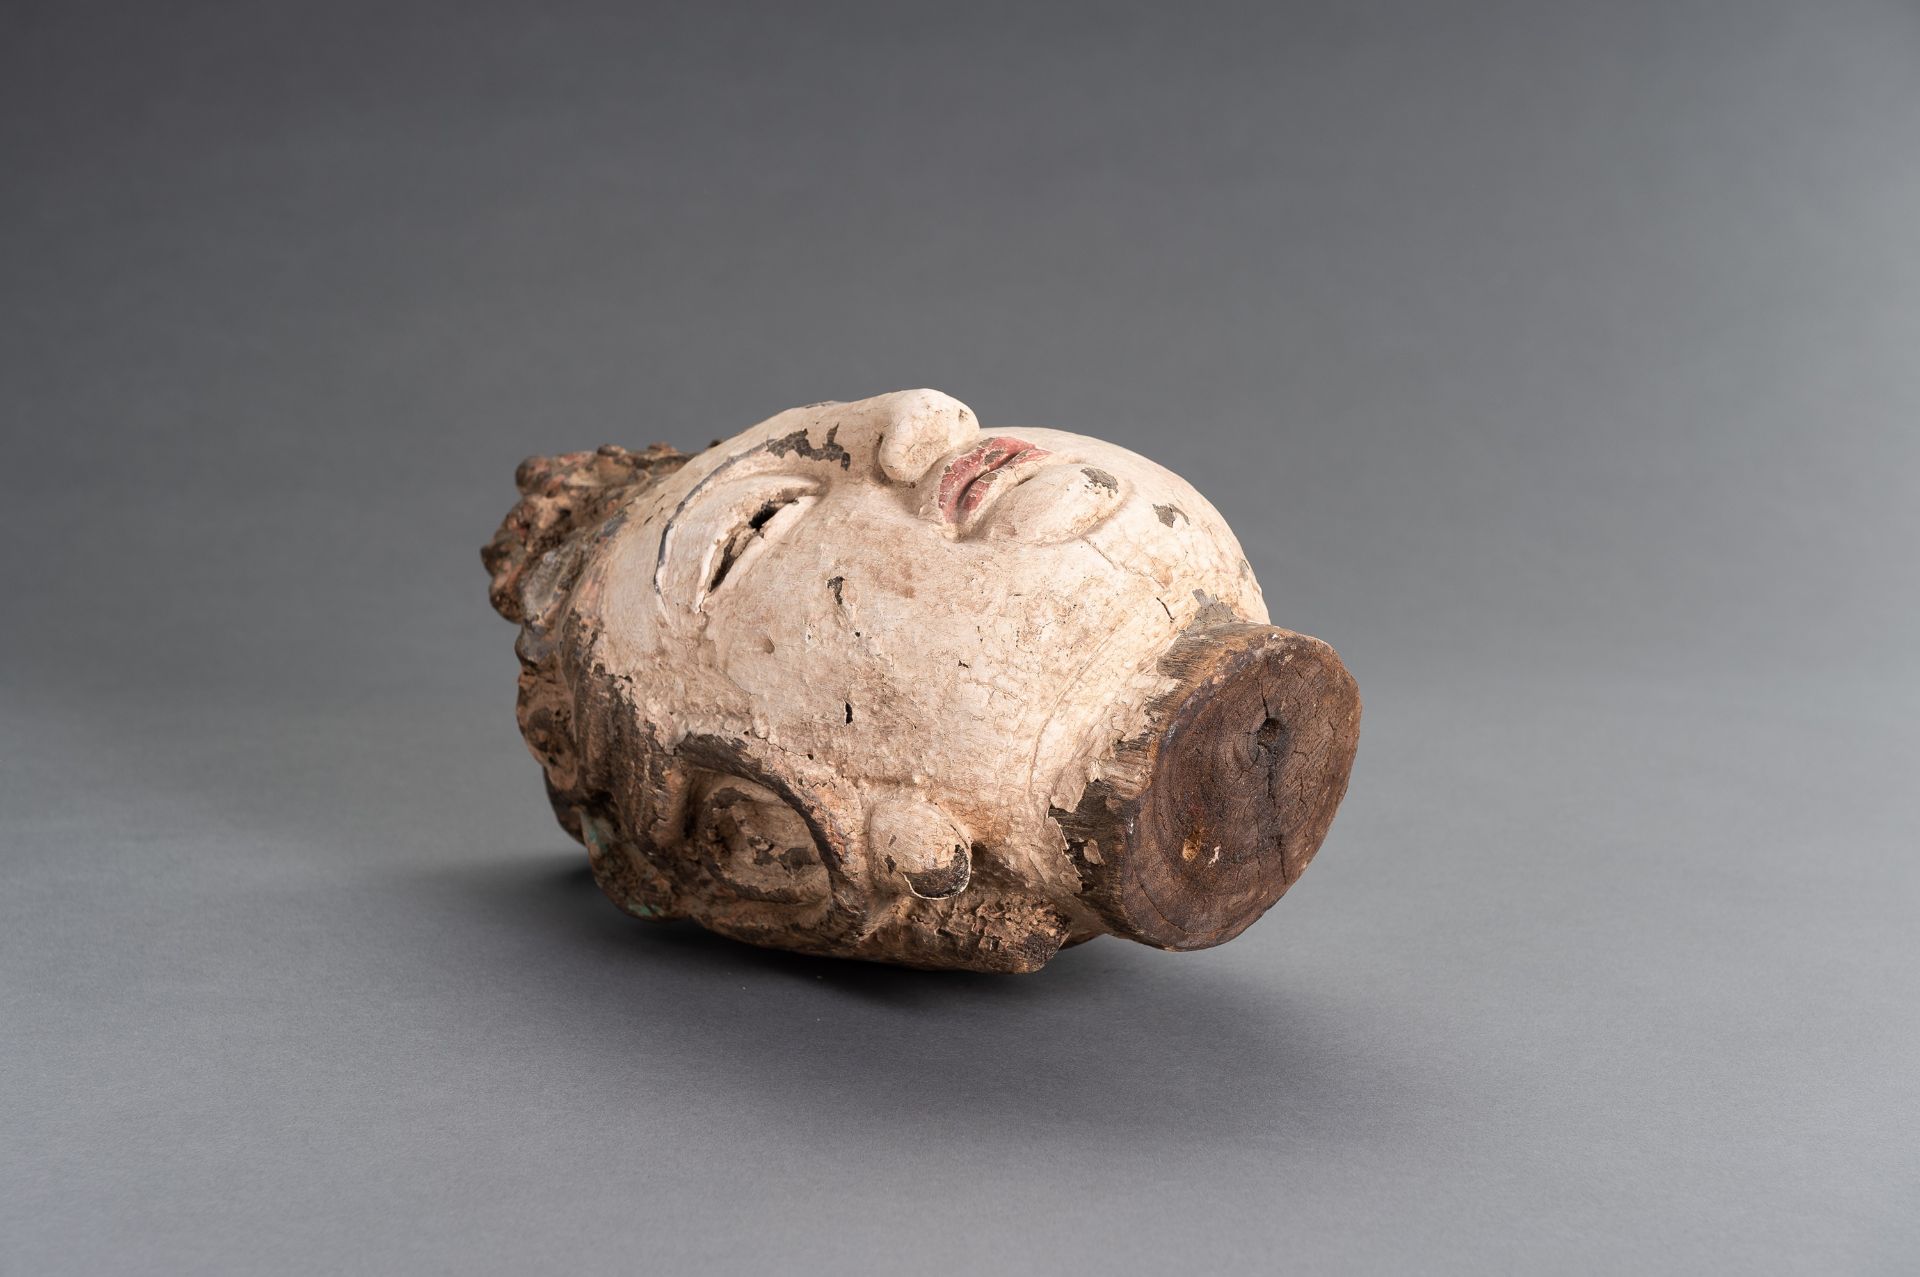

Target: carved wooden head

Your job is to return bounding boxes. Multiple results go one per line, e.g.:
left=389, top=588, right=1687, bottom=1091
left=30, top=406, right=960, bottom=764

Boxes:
left=484, top=390, right=1359, bottom=971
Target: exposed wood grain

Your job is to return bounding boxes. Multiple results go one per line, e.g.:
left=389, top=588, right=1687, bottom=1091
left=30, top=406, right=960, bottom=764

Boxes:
left=1057, top=623, right=1361, bottom=951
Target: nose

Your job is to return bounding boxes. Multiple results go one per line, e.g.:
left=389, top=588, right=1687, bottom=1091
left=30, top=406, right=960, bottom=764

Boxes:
left=873, top=388, right=981, bottom=484
left=1057, top=623, right=1361, bottom=951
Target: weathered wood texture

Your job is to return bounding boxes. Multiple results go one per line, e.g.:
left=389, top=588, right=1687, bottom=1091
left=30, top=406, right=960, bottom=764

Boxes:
left=484, top=390, right=1359, bottom=971
left=1055, top=623, right=1361, bottom=951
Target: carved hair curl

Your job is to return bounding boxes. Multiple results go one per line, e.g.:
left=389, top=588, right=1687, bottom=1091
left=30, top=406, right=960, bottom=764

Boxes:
left=482, top=443, right=688, bottom=846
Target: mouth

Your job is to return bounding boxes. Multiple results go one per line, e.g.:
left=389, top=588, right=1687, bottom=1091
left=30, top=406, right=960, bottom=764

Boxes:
left=934, top=436, right=1051, bottom=524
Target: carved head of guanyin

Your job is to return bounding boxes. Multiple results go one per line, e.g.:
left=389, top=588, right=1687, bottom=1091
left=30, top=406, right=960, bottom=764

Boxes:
left=484, top=389, right=1359, bottom=971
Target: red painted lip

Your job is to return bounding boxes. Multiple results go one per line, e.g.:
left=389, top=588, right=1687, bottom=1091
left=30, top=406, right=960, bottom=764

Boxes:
left=935, top=436, right=1049, bottom=523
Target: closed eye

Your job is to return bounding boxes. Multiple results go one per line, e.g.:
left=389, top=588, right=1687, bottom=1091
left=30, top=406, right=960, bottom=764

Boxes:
left=708, top=494, right=804, bottom=596
left=670, top=475, right=819, bottom=611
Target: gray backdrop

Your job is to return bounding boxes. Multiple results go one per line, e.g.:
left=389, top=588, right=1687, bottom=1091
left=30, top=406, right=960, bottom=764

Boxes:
left=4, top=1, right=1916, bottom=1272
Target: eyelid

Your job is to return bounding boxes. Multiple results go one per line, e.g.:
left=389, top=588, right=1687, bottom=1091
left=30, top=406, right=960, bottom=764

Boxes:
left=701, top=493, right=814, bottom=606
left=660, top=474, right=821, bottom=611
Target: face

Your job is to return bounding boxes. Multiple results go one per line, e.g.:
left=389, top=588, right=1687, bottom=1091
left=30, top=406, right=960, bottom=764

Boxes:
left=500, top=389, right=1359, bottom=971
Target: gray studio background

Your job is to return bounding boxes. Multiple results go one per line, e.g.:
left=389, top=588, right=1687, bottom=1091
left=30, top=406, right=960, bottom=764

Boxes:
left=5, top=2, right=1917, bottom=1272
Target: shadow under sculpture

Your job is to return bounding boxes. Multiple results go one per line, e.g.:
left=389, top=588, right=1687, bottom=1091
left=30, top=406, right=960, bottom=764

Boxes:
left=483, top=389, right=1360, bottom=972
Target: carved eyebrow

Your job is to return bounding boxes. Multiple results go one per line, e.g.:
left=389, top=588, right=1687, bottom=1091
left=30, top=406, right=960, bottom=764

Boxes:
left=653, top=425, right=847, bottom=597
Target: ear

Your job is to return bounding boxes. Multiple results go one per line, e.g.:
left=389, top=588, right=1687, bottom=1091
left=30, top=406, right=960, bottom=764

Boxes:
left=482, top=443, right=687, bottom=624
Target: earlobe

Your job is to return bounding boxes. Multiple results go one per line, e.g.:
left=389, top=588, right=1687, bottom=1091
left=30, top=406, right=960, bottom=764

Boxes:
left=866, top=795, right=973, bottom=899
